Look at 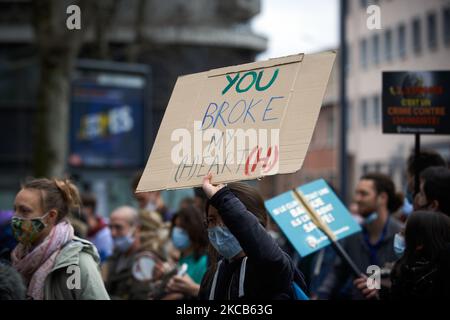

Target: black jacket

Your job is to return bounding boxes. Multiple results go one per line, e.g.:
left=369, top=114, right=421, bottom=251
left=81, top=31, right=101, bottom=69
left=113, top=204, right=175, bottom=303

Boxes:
left=198, top=186, right=306, bottom=300
left=317, top=217, right=403, bottom=299
left=390, top=244, right=450, bottom=299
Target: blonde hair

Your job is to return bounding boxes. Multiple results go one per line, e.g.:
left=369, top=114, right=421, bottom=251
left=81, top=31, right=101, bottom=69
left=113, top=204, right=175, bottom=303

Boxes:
left=138, top=209, right=170, bottom=259
left=22, top=178, right=81, bottom=222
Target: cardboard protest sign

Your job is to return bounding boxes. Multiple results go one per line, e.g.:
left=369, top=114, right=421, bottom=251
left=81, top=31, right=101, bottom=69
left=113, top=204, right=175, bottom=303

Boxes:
left=137, top=52, right=336, bottom=192
left=382, top=71, right=450, bottom=134
left=264, top=179, right=361, bottom=257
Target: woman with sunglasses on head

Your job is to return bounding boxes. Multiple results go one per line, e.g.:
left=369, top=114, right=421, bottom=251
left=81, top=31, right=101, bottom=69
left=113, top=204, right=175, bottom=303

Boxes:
left=10, top=178, right=109, bottom=300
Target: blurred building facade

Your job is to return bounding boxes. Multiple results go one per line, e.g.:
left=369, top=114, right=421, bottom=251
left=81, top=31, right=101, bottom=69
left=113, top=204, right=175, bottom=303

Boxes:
left=0, top=0, right=266, bottom=213
left=259, top=0, right=450, bottom=202
left=346, top=0, right=450, bottom=195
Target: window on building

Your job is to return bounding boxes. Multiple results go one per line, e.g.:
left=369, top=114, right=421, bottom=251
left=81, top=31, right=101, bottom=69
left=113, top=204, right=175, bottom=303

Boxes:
left=346, top=101, right=352, bottom=130
left=374, top=162, right=382, bottom=172
left=427, top=12, right=437, bottom=50
left=384, top=29, right=393, bottom=61
left=373, top=95, right=381, bottom=126
left=360, top=38, right=368, bottom=69
left=398, top=24, right=406, bottom=59
left=360, top=0, right=368, bottom=9
left=361, top=97, right=368, bottom=127
left=362, top=163, right=369, bottom=175
left=372, top=34, right=380, bottom=65
left=361, top=0, right=379, bottom=8
left=327, top=114, right=334, bottom=147
left=443, top=6, right=450, bottom=46
left=345, top=42, right=351, bottom=75
left=412, top=17, right=422, bottom=55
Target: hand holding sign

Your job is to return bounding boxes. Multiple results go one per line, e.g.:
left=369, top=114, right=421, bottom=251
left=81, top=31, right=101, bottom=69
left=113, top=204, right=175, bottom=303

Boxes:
left=353, top=276, right=379, bottom=300
left=202, top=173, right=225, bottom=199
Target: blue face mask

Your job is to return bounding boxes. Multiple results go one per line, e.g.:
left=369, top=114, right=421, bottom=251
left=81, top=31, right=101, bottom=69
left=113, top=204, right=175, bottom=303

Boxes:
left=208, top=226, right=242, bottom=260
left=363, top=212, right=378, bottom=226
left=113, top=232, right=135, bottom=253
left=171, top=226, right=191, bottom=250
left=405, top=190, right=414, bottom=204
left=393, top=233, right=405, bottom=258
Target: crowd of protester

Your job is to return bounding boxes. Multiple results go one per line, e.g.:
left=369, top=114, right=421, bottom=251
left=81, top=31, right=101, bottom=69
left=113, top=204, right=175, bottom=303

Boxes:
left=1, top=149, right=449, bottom=300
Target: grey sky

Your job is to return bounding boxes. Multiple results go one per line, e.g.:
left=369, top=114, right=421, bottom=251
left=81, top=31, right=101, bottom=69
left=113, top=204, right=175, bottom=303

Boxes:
left=252, top=0, right=339, bottom=60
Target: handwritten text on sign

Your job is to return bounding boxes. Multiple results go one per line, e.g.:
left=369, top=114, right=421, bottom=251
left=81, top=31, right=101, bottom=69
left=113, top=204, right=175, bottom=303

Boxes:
left=171, top=68, right=285, bottom=184
left=137, top=52, right=336, bottom=191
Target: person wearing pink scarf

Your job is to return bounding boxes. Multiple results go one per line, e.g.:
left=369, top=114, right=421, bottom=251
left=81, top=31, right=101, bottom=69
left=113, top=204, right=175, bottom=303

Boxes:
left=10, top=178, right=110, bottom=300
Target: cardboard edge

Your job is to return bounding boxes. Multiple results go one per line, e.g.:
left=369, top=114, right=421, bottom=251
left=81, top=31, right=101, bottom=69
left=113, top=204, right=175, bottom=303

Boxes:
left=207, top=53, right=305, bottom=78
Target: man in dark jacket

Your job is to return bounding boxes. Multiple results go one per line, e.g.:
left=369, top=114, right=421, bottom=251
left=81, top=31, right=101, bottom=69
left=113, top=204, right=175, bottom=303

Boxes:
left=317, top=173, right=404, bottom=299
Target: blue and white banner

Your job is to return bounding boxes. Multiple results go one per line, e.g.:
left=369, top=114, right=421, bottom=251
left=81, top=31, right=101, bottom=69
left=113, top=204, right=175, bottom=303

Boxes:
left=265, top=179, right=361, bottom=257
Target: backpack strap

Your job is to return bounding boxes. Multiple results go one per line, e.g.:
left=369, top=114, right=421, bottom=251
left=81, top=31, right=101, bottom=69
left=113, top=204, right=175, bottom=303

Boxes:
left=292, top=264, right=309, bottom=300
left=292, top=281, right=310, bottom=300
left=238, top=256, right=248, bottom=298
left=210, top=257, right=248, bottom=299
left=209, top=260, right=223, bottom=300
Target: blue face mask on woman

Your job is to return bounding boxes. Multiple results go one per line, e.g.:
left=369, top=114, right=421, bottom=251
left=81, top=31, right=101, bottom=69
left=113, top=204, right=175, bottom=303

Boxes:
left=208, top=226, right=242, bottom=259
left=171, top=226, right=191, bottom=250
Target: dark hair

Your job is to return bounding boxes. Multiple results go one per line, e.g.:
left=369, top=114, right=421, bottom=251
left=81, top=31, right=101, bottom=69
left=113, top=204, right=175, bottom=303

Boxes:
left=361, top=173, right=403, bottom=213
left=194, top=187, right=207, bottom=200
left=22, top=178, right=81, bottom=223
left=229, top=182, right=268, bottom=227
left=179, top=197, right=195, bottom=208
left=81, top=193, right=97, bottom=212
left=407, top=149, right=446, bottom=177
left=171, top=205, right=208, bottom=261
left=393, top=211, right=450, bottom=276
left=0, top=262, right=26, bottom=300
left=421, top=166, right=450, bottom=217
left=206, top=182, right=268, bottom=227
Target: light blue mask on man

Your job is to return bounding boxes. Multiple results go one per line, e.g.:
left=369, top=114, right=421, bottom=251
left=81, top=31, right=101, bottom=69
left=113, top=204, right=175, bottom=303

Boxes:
left=208, top=226, right=242, bottom=260
left=393, top=233, right=405, bottom=258
left=113, top=233, right=135, bottom=253
left=363, top=212, right=378, bottom=225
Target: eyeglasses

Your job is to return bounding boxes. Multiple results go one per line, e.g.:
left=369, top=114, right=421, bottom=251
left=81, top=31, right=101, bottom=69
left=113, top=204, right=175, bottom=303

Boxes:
left=109, top=223, right=125, bottom=231
left=203, top=217, right=225, bottom=229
